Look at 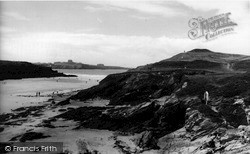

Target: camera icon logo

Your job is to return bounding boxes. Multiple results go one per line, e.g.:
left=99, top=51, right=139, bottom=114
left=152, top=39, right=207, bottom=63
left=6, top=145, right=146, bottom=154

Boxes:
left=5, top=146, right=12, bottom=152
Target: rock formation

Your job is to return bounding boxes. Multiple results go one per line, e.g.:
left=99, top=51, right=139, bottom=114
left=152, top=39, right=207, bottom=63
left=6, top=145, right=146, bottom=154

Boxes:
left=0, top=60, right=76, bottom=80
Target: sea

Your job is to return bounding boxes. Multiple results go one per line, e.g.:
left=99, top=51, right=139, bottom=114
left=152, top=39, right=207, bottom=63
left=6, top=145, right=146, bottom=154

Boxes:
left=0, top=69, right=127, bottom=113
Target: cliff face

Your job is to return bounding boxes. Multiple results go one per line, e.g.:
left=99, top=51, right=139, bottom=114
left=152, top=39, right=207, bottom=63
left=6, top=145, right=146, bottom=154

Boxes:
left=70, top=70, right=250, bottom=105
left=0, top=60, right=76, bottom=80
left=70, top=69, right=209, bottom=105
left=57, top=70, right=250, bottom=152
left=54, top=49, right=250, bottom=153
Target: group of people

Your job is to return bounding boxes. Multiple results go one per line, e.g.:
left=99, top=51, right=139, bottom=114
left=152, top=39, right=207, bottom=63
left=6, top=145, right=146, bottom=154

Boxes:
left=1, top=81, right=7, bottom=84
left=52, top=91, right=59, bottom=95
left=35, top=92, right=41, bottom=97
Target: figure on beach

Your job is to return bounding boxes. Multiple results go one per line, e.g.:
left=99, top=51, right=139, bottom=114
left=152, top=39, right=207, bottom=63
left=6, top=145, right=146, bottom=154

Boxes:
left=204, top=91, right=209, bottom=105
left=36, top=92, right=41, bottom=97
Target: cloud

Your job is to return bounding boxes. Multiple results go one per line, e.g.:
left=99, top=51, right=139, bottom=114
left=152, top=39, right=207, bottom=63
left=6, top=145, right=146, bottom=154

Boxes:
left=85, top=1, right=191, bottom=17
left=1, top=1, right=249, bottom=67
left=0, top=26, right=16, bottom=33
left=1, top=30, right=249, bottom=67
left=2, top=12, right=30, bottom=21
left=84, top=5, right=125, bottom=12
left=130, top=14, right=155, bottom=20
left=0, top=32, right=185, bottom=66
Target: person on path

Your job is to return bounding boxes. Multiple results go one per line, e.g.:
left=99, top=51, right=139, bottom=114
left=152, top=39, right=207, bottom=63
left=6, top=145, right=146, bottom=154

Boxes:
left=204, top=91, right=209, bottom=105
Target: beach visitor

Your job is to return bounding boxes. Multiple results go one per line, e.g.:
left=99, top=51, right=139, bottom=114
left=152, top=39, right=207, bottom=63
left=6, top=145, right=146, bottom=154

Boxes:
left=204, top=91, right=209, bottom=105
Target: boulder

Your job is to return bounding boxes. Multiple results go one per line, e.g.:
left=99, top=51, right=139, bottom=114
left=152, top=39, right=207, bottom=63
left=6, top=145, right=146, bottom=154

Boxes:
left=133, top=131, right=159, bottom=150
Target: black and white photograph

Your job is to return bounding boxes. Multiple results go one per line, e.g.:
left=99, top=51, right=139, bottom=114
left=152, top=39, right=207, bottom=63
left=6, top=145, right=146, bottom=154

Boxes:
left=0, top=0, right=250, bottom=153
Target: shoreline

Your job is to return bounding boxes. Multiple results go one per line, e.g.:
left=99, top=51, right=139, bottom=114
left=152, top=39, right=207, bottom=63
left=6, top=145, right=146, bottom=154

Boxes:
left=0, top=75, right=102, bottom=114
left=0, top=89, right=141, bottom=154
left=1, top=70, right=250, bottom=153
left=3, top=89, right=250, bottom=154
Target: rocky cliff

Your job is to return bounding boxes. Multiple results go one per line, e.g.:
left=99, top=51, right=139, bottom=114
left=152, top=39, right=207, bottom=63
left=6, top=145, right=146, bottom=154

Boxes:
left=55, top=70, right=250, bottom=152
left=54, top=49, right=250, bottom=153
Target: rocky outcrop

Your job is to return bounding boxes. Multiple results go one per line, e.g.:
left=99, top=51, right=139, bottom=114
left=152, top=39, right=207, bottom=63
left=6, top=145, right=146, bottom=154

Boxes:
left=0, top=60, right=76, bottom=80
left=55, top=101, right=185, bottom=135
left=51, top=49, right=250, bottom=152
left=70, top=69, right=210, bottom=106
left=184, top=96, right=249, bottom=138
left=185, top=104, right=222, bottom=141
left=70, top=69, right=250, bottom=107
left=157, top=95, right=250, bottom=154
left=10, top=132, right=50, bottom=142
left=218, top=98, right=248, bottom=127
left=133, top=131, right=159, bottom=150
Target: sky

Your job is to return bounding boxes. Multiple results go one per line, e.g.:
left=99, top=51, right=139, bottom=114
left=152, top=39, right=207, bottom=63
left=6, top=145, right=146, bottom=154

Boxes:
left=0, top=0, right=250, bottom=67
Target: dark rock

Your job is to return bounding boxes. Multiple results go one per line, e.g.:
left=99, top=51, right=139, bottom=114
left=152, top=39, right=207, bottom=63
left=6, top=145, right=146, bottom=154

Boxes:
left=70, top=70, right=250, bottom=107
left=51, top=100, right=56, bottom=104
left=12, top=107, right=26, bottom=112
left=36, top=120, right=55, bottom=128
left=57, top=99, right=70, bottom=106
left=0, top=113, right=12, bottom=124
left=4, top=119, right=27, bottom=126
left=133, top=131, right=159, bottom=150
left=67, top=107, right=75, bottom=110
left=0, top=127, right=4, bottom=132
left=184, top=103, right=223, bottom=141
left=58, top=109, right=67, bottom=112
left=244, top=96, right=250, bottom=106
left=114, top=140, right=136, bottom=154
left=11, top=106, right=45, bottom=119
left=16, top=132, right=50, bottom=142
left=70, top=70, right=205, bottom=106
left=218, top=98, right=248, bottom=128
left=55, top=100, right=186, bottom=143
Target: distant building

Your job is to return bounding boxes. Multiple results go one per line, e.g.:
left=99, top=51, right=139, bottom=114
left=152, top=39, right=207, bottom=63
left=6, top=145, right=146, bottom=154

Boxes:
left=97, top=64, right=105, bottom=67
left=54, top=62, right=62, bottom=65
left=68, top=60, right=73, bottom=63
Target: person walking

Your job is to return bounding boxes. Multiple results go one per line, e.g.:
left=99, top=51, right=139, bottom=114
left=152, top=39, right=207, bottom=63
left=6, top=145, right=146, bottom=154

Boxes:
left=204, top=91, right=209, bottom=105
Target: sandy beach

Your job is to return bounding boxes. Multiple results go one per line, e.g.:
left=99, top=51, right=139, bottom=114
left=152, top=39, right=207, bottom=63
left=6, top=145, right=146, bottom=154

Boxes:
left=1, top=68, right=250, bottom=154
left=0, top=89, right=140, bottom=154
left=0, top=69, right=133, bottom=154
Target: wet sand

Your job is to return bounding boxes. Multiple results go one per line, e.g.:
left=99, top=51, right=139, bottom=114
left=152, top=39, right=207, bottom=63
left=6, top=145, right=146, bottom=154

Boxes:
left=0, top=76, right=100, bottom=113
left=0, top=91, right=138, bottom=154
